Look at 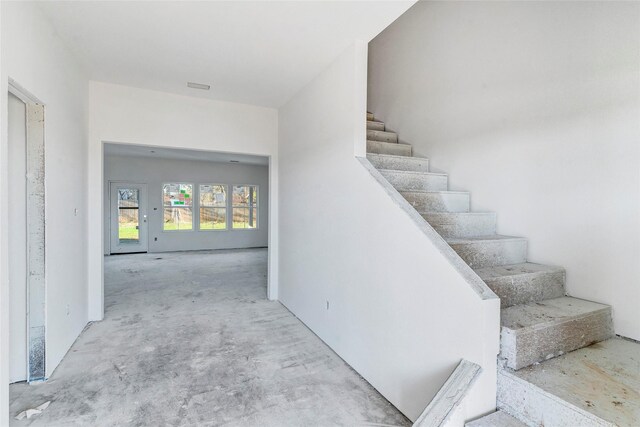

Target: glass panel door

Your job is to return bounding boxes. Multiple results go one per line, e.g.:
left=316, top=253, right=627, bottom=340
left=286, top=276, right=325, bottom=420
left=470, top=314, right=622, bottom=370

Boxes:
left=110, top=183, right=148, bottom=254
left=118, top=188, right=140, bottom=242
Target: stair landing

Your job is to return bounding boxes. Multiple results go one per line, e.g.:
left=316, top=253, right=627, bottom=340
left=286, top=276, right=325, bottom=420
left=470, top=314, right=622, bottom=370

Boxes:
left=498, top=337, right=640, bottom=426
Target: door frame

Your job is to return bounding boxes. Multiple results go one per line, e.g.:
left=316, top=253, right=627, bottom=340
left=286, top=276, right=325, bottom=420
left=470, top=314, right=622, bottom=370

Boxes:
left=108, top=181, right=149, bottom=254
left=7, top=79, right=46, bottom=383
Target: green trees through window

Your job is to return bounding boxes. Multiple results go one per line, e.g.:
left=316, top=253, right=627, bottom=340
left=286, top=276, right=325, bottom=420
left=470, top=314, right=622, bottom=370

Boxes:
left=163, top=183, right=193, bottom=231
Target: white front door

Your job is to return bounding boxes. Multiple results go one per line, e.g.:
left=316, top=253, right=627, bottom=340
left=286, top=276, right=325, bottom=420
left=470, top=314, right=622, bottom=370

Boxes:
left=110, top=183, right=148, bottom=254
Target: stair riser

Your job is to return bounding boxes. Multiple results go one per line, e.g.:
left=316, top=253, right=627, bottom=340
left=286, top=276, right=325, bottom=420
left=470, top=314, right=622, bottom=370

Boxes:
left=367, top=121, right=385, bottom=131
left=424, top=213, right=497, bottom=238
left=381, top=170, right=447, bottom=192
left=367, top=112, right=374, bottom=121
left=450, top=240, right=527, bottom=269
left=401, top=192, right=470, bottom=213
left=497, top=369, right=616, bottom=427
left=487, top=270, right=566, bottom=308
left=500, top=308, right=613, bottom=370
left=367, top=140, right=412, bottom=156
left=367, top=130, right=398, bottom=143
left=367, top=154, right=429, bottom=172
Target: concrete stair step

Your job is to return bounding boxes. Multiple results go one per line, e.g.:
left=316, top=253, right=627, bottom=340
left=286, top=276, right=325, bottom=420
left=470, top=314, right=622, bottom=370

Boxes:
left=446, top=235, right=527, bottom=269
left=401, top=191, right=470, bottom=213
left=423, top=212, right=496, bottom=238
left=367, top=129, right=398, bottom=143
left=367, top=112, right=374, bottom=121
left=367, top=120, right=385, bottom=131
left=497, top=338, right=639, bottom=426
left=380, top=169, right=447, bottom=192
left=466, top=411, right=527, bottom=427
left=475, top=263, right=565, bottom=308
left=366, top=153, right=429, bottom=172
left=500, top=296, right=613, bottom=370
left=367, top=140, right=412, bottom=156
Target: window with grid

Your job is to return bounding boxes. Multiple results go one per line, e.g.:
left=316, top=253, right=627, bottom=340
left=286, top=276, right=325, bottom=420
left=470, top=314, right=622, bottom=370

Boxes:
left=199, top=184, right=227, bottom=230
left=163, top=183, right=193, bottom=231
left=232, top=185, right=258, bottom=229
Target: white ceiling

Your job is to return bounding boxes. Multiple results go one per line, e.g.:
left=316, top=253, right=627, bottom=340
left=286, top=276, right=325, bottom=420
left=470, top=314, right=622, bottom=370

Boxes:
left=39, top=1, right=415, bottom=108
left=104, top=143, right=269, bottom=165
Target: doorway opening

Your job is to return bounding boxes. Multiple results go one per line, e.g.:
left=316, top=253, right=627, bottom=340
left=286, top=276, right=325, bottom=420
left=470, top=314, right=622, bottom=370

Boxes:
left=8, top=80, right=46, bottom=383
left=103, top=143, right=269, bottom=280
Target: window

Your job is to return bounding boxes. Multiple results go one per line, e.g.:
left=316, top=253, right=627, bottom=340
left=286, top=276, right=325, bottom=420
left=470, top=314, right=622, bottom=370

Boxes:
left=232, top=185, right=258, bottom=229
left=199, top=184, right=227, bottom=230
left=163, top=183, right=193, bottom=231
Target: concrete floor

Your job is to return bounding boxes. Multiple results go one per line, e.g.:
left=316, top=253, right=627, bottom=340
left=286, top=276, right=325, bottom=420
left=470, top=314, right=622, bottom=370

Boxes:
left=10, top=249, right=409, bottom=426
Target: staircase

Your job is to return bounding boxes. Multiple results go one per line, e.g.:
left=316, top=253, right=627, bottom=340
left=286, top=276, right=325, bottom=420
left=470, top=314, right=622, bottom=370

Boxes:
left=365, top=113, right=636, bottom=426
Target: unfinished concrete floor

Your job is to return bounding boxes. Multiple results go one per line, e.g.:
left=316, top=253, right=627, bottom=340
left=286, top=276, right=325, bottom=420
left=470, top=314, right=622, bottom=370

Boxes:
left=10, top=249, right=409, bottom=426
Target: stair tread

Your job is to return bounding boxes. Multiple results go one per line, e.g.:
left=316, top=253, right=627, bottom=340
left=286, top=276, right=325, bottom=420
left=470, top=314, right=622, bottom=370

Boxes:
left=424, top=212, right=495, bottom=217
left=466, top=411, right=526, bottom=427
left=501, top=296, right=610, bottom=331
left=502, top=337, right=640, bottom=426
left=446, top=235, right=526, bottom=244
left=366, top=153, right=425, bottom=161
left=475, top=262, right=564, bottom=281
left=367, top=120, right=384, bottom=125
left=402, top=190, right=469, bottom=195
left=378, top=168, right=446, bottom=177
left=367, top=129, right=396, bottom=136
left=367, top=139, right=401, bottom=145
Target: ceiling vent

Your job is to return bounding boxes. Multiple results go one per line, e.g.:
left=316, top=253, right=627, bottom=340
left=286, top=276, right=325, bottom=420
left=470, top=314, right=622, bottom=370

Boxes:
left=187, top=82, right=210, bottom=90
left=229, top=160, right=240, bottom=163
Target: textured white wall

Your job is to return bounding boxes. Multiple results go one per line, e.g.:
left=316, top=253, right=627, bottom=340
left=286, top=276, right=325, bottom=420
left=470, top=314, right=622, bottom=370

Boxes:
left=278, top=42, right=499, bottom=422
left=88, top=82, right=279, bottom=320
left=1, top=0, right=90, bottom=394
left=368, top=1, right=640, bottom=340
left=104, top=155, right=268, bottom=253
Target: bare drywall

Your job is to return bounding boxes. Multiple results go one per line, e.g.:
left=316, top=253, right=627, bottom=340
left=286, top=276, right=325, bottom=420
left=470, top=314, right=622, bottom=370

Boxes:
left=1, top=0, right=89, bottom=392
left=89, top=82, right=279, bottom=320
left=368, top=1, right=640, bottom=340
left=104, top=154, right=268, bottom=253
left=278, top=42, right=499, bottom=422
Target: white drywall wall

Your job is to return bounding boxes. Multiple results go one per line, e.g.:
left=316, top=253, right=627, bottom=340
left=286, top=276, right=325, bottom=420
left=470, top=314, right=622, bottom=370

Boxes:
left=278, top=42, right=499, bottom=422
left=104, top=155, right=268, bottom=253
left=89, top=82, right=279, bottom=320
left=8, top=93, right=27, bottom=382
left=1, top=0, right=89, bottom=390
left=368, top=1, right=640, bottom=340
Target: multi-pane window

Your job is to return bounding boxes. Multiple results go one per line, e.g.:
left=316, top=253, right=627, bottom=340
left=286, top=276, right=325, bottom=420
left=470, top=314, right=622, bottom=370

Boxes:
left=163, top=183, right=193, bottom=231
left=232, top=185, right=258, bottom=229
left=199, top=184, right=227, bottom=230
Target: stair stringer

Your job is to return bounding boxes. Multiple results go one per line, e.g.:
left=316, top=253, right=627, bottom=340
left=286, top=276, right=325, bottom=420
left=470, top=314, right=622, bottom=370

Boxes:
left=358, top=157, right=496, bottom=300
left=358, top=156, right=501, bottom=425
